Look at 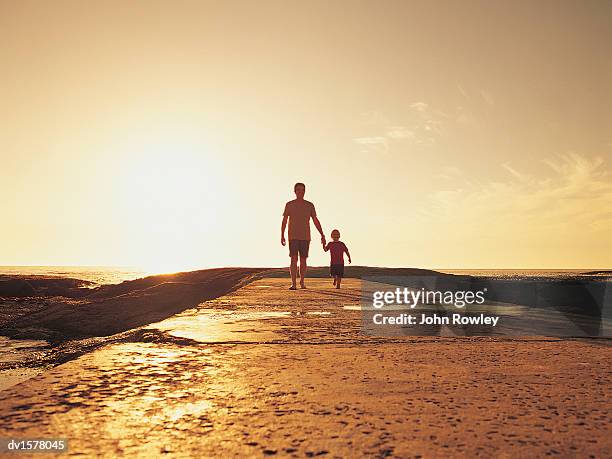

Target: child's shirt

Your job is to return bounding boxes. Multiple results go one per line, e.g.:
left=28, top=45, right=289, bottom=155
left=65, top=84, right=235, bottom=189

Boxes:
left=325, top=241, right=348, bottom=265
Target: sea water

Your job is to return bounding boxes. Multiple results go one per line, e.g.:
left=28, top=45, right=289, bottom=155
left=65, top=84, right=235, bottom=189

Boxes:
left=0, top=266, right=149, bottom=391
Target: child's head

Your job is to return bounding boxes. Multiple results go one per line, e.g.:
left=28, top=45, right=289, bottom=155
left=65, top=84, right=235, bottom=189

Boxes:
left=331, top=229, right=340, bottom=241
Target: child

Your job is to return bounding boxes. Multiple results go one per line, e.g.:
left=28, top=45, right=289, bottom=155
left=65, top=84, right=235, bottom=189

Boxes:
left=323, top=229, right=351, bottom=289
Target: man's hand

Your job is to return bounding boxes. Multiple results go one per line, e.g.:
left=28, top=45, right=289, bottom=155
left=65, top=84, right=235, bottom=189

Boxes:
left=281, top=236, right=286, bottom=246
left=320, top=235, right=326, bottom=246
left=348, top=258, right=352, bottom=264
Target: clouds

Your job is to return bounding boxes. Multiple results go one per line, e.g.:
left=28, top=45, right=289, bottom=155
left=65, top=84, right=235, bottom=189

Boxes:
left=353, top=103, right=447, bottom=152
left=413, top=152, right=612, bottom=266
left=480, top=89, right=495, bottom=106
left=386, top=126, right=416, bottom=140
left=427, top=152, right=612, bottom=238
left=409, top=102, right=428, bottom=112
left=353, top=95, right=493, bottom=154
left=353, top=136, right=389, bottom=153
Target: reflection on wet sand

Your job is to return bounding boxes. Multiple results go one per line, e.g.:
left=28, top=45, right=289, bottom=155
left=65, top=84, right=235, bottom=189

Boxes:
left=0, top=278, right=610, bottom=457
left=151, top=310, right=290, bottom=343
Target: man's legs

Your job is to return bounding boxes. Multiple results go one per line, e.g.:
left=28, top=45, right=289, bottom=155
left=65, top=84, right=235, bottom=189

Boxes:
left=299, top=256, right=307, bottom=288
left=290, top=255, right=298, bottom=289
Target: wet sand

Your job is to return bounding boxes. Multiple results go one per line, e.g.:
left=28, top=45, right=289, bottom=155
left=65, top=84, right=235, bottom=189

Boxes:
left=0, top=278, right=610, bottom=457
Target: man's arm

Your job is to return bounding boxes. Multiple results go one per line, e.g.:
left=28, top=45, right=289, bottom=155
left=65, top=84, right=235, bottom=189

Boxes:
left=311, top=203, right=325, bottom=244
left=312, top=216, right=325, bottom=244
left=281, top=215, right=288, bottom=246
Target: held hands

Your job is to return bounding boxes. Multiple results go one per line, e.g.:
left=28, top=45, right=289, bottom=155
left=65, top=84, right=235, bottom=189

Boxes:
left=320, top=235, right=326, bottom=246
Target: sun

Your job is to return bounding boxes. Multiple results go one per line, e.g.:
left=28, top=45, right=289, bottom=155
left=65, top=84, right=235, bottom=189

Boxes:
left=109, top=132, right=227, bottom=272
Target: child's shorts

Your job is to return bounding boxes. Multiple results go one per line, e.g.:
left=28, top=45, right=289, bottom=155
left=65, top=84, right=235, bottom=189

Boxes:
left=330, top=264, right=344, bottom=277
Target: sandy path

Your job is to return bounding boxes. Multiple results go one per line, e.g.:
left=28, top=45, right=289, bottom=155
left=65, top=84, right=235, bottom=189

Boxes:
left=0, top=278, right=610, bottom=458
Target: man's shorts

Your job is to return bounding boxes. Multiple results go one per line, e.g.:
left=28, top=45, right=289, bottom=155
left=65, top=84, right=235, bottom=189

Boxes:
left=288, top=239, right=310, bottom=258
left=330, top=263, right=345, bottom=277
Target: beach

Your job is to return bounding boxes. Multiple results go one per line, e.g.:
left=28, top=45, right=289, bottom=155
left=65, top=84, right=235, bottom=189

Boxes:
left=2, top=0, right=612, bottom=456
left=0, top=270, right=610, bottom=457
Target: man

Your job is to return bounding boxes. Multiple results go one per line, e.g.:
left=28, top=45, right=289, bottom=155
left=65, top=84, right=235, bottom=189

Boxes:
left=281, top=182, right=326, bottom=290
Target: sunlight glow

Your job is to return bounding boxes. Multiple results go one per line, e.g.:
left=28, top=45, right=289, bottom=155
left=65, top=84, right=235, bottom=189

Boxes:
left=109, top=131, right=229, bottom=272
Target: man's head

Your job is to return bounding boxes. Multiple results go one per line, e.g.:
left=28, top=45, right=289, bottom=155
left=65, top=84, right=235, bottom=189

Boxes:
left=294, top=182, right=306, bottom=199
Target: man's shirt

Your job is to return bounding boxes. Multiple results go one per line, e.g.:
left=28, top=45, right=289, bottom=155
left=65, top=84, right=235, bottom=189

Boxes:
left=283, top=199, right=316, bottom=241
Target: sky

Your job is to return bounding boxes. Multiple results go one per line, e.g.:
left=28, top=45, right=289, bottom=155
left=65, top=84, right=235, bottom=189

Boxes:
left=1, top=0, right=611, bottom=271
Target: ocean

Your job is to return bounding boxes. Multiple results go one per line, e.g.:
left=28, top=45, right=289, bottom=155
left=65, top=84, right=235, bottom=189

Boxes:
left=437, top=268, right=610, bottom=279
left=0, top=266, right=148, bottom=390
left=1, top=266, right=607, bottom=285
left=0, top=266, right=149, bottom=285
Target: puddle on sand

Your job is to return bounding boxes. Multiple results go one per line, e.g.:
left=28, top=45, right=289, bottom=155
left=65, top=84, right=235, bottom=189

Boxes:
left=0, top=336, right=50, bottom=391
left=150, top=310, right=291, bottom=343
left=0, top=368, right=46, bottom=392
left=0, top=336, right=49, bottom=364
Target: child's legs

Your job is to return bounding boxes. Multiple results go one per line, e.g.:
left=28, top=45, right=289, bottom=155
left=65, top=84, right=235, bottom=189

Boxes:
left=336, top=276, right=342, bottom=288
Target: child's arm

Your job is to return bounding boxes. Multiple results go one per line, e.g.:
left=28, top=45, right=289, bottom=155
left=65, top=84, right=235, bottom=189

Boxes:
left=344, top=244, right=351, bottom=264
left=323, top=242, right=330, bottom=251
